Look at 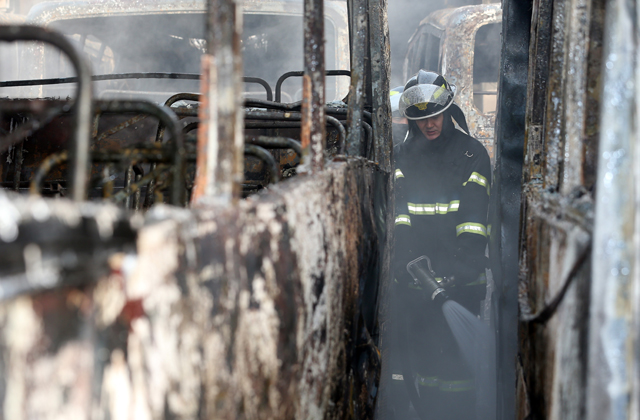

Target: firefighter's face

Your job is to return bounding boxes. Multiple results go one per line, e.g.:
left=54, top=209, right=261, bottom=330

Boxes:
left=416, top=114, right=444, bottom=140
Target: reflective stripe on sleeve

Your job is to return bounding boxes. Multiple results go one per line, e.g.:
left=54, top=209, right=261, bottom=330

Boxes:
left=394, top=169, right=405, bottom=180
left=416, top=374, right=439, bottom=387
left=466, top=272, right=487, bottom=286
left=439, top=379, right=474, bottom=392
left=463, top=171, right=490, bottom=195
left=456, top=222, right=488, bottom=237
left=395, top=214, right=411, bottom=226
left=407, top=200, right=459, bottom=215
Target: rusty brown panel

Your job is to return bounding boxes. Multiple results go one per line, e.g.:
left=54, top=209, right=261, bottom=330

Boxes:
left=300, top=0, right=325, bottom=172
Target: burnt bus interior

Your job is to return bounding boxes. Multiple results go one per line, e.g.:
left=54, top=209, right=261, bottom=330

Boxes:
left=0, top=10, right=355, bottom=205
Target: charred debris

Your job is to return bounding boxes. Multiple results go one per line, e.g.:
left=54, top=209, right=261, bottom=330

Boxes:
left=0, top=0, right=392, bottom=418
left=1, top=0, right=640, bottom=418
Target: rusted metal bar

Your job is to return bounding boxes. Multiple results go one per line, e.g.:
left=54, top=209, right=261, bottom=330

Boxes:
left=244, top=144, right=278, bottom=184
left=345, top=0, right=367, bottom=157
left=102, top=164, right=114, bottom=199
left=275, top=70, right=351, bottom=102
left=133, top=165, right=143, bottom=211
left=93, top=114, right=148, bottom=147
left=192, top=0, right=244, bottom=203
left=367, top=0, right=391, bottom=169
left=0, top=25, right=92, bottom=202
left=300, top=0, right=326, bottom=171
left=124, top=165, right=135, bottom=208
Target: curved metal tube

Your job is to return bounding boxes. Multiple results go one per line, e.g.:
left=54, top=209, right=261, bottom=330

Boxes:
left=96, top=100, right=186, bottom=205
left=0, top=25, right=93, bottom=201
left=112, top=165, right=169, bottom=204
left=275, top=70, right=351, bottom=102
left=0, top=72, right=201, bottom=88
left=244, top=110, right=346, bottom=155
left=164, top=92, right=202, bottom=107
left=245, top=136, right=303, bottom=158
left=30, top=151, right=68, bottom=196
left=244, top=77, right=273, bottom=101
left=244, top=145, right=278, bottom=184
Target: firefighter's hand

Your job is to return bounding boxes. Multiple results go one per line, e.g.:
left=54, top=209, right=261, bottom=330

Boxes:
left=391, top=260, right=413, bottom=287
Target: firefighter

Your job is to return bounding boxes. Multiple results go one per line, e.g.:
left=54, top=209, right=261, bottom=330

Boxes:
left=391, top=70, right=491, bottom=420
left=390, top=86, right=409, bottom=145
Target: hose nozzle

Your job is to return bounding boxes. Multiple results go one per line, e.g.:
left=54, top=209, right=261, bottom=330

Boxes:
left=406, top=255, right=449, bottom=304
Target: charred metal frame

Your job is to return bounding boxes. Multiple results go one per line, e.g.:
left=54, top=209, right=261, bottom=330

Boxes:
left=506, top=0, right=640, bottom=419
left=300, top=0, right=326, bottom=172
left=0, top=25, right=92, bottom=201
left=0, top=74, right=274, bottom=101
left=490, top=1, right=530, bottom=419
left=0, top=0, right=393, bottom=416
left=274, top=70, right=351, bottom=102
left=404, top=4, right=501, bottom=159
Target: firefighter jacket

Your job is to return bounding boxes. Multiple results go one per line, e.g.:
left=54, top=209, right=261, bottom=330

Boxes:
left=393, top=119, right=491, bottom=299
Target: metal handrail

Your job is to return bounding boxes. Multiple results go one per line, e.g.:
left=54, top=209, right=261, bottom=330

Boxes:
left=0, top=25, right=93, bottom=201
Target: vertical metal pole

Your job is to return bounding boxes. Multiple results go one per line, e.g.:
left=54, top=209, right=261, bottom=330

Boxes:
left=490, top=1, right=531, bottom=419
left=300, top=0, right=326, bottom=172
left=561, top=0, right=591, bottom=194
left=346, top=0, right=367, bottom=157
left=368, top=0, right=391, bottom=170
left=192, top=0, right=244, bottom=203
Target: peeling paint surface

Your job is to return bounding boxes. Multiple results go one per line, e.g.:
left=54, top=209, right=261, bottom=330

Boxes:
left=0, top=158, right=388, bottom=420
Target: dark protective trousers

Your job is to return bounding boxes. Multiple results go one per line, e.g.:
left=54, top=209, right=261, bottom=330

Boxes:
left=391, top=283, right=481, bottom=420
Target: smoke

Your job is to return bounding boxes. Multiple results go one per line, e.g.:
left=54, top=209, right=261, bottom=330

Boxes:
left=385, top=1, right=504, bottom=420
left=388, top=0, right=480, bottom=87
left=1, top=5, right=349, bottom=103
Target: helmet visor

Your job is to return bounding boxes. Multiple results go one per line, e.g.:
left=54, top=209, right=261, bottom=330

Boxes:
left=399, top=84, right=454, bottom=120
